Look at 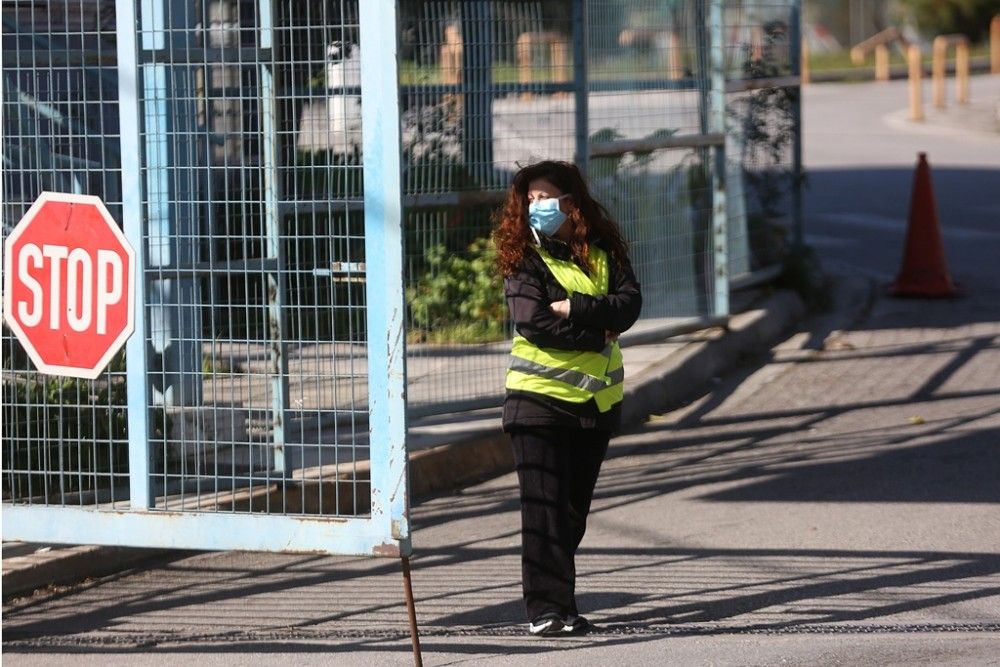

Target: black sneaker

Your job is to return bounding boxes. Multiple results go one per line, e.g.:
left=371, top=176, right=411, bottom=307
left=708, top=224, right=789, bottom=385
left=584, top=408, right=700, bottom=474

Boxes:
left=528, top=612, right=568, bottom=636
left=529, top=612, right=593, bottom=637
left=564, top=614, right=593, bottom=635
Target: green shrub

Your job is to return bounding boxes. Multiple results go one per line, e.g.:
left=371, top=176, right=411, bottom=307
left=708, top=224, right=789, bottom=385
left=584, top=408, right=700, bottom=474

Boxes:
left=900, top=0, right=996, bottom=42
left=406, top=237, right=508, bottom=344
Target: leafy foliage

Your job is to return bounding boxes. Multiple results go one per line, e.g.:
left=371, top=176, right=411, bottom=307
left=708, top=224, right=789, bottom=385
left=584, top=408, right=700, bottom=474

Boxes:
left=406, top=237, right=508, bottom=344
left=900, top=0, right=996, bottom=42
left=732, top=84, right=799, bottom=221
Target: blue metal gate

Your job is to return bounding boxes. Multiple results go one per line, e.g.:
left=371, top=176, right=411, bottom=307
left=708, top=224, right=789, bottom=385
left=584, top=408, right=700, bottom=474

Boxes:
left=2, top=0, right=410, bottom=557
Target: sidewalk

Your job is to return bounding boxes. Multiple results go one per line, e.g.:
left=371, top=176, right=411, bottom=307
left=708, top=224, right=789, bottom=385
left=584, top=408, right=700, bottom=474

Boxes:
left=2, top=283, right=807, bottom=601
left=6, top=269, right=930, bottom=667
left=5, top=265, right=998, bottom=663
left=883, top=73, right=1000, bottom=137
left=6, top=74, right=995, bottom=605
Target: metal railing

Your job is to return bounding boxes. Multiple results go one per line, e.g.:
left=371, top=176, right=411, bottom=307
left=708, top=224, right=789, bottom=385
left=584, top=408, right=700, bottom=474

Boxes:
left=850, top=27, right=910, bottom=82
left=932, top=34, right=971, bottom=108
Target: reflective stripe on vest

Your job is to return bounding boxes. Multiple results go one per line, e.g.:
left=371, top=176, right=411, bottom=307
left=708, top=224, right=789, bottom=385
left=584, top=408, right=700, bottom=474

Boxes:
left=509, top=357, right=609, bottom=393
left=505, top=246, right=625, bottom=412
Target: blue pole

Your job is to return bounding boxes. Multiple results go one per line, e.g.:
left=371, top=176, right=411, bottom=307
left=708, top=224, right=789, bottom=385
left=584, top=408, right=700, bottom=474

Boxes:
left=573, top=0, right=589, bottom=175
left=461, top=1, right=494, bottom=186
left=117, top=0, right=152, bottom=509
left=709, top=0, right=729, bottom=317
left=360, top=0, right=411, bottom=556
left=790, top=2, right=805, bottom=249
left=258, top=0, right=289, bottom=476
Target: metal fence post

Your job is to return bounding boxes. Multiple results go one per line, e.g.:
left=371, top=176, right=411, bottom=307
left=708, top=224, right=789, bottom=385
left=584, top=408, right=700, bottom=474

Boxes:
left=117, top=0, right=152, bottom=510
left=709, top=0, right=729, bottom=317
left=143, top=0, right=203, bottom=411
left=360, top=0, right=411, bottom=555
left=572, top=0, right=589, bottom=175
left=461, top=1, right=494, bottom=186
left=790, top=1, right=804, bottom=249
left=258, top=0, right=290, bottom=475
left=694, top=1, right=711, bottom=137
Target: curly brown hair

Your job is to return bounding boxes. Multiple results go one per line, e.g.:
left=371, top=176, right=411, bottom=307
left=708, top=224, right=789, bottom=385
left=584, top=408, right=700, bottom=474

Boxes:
left=492, top=160, right=629, bottom=277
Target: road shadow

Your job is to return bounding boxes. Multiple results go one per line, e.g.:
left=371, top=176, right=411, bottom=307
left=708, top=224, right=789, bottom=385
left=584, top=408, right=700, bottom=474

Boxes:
left=5, top=239, right=999, bottom=655
left=700, top=429, right=1000, bottom=503
left=5, top=541, right=999, bottom=654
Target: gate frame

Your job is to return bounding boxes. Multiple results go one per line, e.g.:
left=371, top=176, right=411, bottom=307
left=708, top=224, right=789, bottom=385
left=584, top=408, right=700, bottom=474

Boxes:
left=2, top=0, right=412, bottom=560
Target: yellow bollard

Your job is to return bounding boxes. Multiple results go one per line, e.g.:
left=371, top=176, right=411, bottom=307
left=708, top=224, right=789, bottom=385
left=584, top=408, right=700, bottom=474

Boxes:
left=932, top=34, right=971, bottom=109
left=668, top=31, right=684, bottom=80
left=516, top=32, right=533, bottom=100
left=551, top=37, right=569, bottom=99
left=992, top=16, right=1000, bottom=75
left=801, top=39, right=810, bottom=86
left=956, top=39, right=969, bottom=104
left=440, top=24, right=463, bottom=117
left=517, top=32, right=571, bottom=100
left=850, top=27, right=908, bottom=82
left=751, top=25, right=765, bottom=63
left=875, top=43, right=890, bottom=81
left=440, top=24, right=463, bottom=86
left=908, top=45, right=923, bottom=121
left=932, top=37, right=946, bottom=108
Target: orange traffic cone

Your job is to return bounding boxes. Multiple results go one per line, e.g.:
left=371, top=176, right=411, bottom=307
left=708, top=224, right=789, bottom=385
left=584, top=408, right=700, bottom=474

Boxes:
left=889, top=153, right=959, bottom=298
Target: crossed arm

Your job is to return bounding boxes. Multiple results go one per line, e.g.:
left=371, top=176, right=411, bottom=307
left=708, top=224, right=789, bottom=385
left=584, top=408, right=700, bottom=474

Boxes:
left=504, top=256, right=642, bottom=352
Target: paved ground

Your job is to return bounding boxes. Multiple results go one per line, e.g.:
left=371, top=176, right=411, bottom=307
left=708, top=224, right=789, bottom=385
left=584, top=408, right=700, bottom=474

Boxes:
left=3, top=249, right=998, bottom=666
left=4, top=77, right=1000, bottom=665
left=803, top=74, right=999, bottom=288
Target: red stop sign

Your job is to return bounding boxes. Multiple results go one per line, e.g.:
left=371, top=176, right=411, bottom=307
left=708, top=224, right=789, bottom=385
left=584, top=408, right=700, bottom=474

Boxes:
left=3, top=192, right=136, bottom=379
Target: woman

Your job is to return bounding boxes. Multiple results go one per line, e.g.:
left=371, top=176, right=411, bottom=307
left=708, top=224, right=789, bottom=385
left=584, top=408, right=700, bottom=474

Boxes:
left=492, top=160, right=642, bottom=636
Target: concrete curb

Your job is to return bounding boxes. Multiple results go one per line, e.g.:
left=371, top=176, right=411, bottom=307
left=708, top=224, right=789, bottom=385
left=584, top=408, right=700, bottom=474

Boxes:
left=2, top=546, right=167, bottom=599
left=409, top=432, right=514, bottom=498
left=2, top=288, right=806, bottom=602
left=622, top=290, right=805, bottom=427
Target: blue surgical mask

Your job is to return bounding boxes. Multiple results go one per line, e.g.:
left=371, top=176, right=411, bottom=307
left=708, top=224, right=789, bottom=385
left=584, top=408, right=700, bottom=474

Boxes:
left=527, top=196, right=568, bottom=236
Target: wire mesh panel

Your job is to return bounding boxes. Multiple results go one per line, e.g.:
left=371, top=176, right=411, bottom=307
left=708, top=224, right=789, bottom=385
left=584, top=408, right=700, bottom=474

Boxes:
left=588, top=0, right=720, bottom=319
left=403, top=0, right=738, bottom=413
left=2, top=0, right=131, bottom=510
left=401, top=1, right=579, bottom=413
left=2, top=0, right=410, bottom=557
left=725, top=0, right=800, bottom=278
left=3, top=0, right=801, bottom=501
left=131, top=0, right=381, bottom=517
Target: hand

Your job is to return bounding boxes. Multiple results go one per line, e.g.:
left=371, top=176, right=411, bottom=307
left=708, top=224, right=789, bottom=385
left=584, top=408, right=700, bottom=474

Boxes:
left=548, top=299, right=571, bottom=319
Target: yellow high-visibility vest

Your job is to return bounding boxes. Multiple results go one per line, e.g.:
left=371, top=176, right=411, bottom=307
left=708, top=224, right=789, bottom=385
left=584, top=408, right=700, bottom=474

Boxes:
left=505, top=245, right=624, bottom=412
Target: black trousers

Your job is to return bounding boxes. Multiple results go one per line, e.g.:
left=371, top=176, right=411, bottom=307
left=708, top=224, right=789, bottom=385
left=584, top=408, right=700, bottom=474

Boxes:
left=509, top=426, right=610, bottom=621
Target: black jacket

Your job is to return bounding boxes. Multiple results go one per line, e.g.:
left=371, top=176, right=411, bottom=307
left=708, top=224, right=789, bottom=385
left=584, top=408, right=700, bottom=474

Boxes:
left=502, top=237, right=642, bottom=432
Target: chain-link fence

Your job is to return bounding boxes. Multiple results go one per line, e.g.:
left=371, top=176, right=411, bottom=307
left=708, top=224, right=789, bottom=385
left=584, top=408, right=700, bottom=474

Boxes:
left=3, top=1, right=801, bottom=513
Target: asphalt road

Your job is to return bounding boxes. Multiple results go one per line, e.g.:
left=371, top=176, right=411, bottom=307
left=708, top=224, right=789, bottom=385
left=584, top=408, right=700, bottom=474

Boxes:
left=4, top=77, right=1000, bottom=666
left=802, top=76, right=1000, bottom=284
